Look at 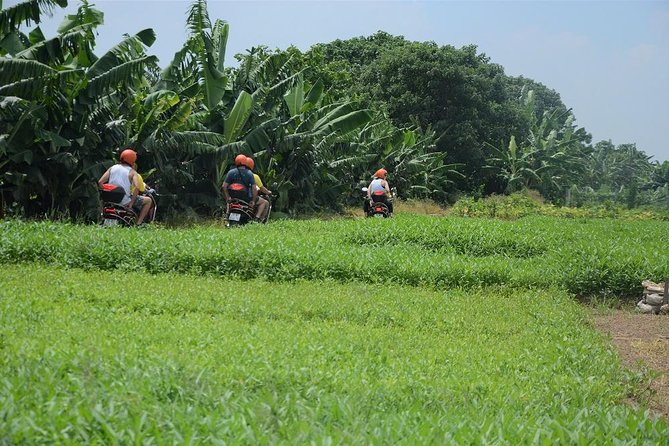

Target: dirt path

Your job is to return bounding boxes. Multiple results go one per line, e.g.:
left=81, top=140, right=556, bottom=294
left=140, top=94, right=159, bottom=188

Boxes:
left=591, top=309, right=669, bottom=420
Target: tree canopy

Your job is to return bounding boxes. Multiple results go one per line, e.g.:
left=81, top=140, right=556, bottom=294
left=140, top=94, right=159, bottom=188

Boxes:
left=1, top=1, right=665, bottom=220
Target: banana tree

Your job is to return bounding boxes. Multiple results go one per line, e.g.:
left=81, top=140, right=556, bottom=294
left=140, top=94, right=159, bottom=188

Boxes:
left=485, top=89, right=591, bottom=201
left=262, top=76, right=373, bottom=211
left=485, top=135, right=542, bottom=193
left=0, top=0, right=159, bottom=218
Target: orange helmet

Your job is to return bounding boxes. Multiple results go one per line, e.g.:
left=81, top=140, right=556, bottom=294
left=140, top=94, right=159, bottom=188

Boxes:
left=234, top=154, right=247, bottom=167
left=374, top=168, right=387, bottom=179
left=120, top=148, right=137, bottom=166
left=243, top=157, right=255, bottom=170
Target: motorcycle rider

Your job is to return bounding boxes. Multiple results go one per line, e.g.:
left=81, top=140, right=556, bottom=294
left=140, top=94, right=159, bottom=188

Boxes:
left=98, top=148, right=153, bottom=225
left=364, top=168, right=394, bottom=215
left=222, top=154, right=257, bottom=210
left=131, top=171, right=158, bottom=221
left=244, top=156, right=272, bottom=222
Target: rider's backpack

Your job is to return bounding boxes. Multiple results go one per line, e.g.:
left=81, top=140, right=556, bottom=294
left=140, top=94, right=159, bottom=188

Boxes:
left=227, top=168, right=254, bottom=202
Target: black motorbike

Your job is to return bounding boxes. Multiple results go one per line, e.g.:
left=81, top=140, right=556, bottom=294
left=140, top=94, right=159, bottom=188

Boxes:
left=362, top=187, right=394, bottom=218
left=99, top=184, right=157, bottom=227
left=225, top=191, right=274, bottom=227
left=225, top=198, right=255, bottom=226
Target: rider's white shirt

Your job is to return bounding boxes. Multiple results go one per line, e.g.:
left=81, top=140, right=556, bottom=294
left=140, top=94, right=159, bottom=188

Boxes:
left=109, top=164, right=132, bottom=205
left=370, top=178, right=386, bottom=193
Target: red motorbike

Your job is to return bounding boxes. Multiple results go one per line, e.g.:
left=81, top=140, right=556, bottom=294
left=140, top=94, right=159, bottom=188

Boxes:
left=99, top=184, right=157, bottom=227
left=225, top=183, right=274, bottom=227
left=362, top=187, right=393, bottom=218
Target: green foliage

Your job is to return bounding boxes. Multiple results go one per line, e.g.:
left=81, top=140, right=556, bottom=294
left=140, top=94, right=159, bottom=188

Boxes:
left=450, top=192, right=543, bottom=219
left=1, top=215, right=668, bottom=298
left=1, top=1, right=664, bottom=220
left=451, top=192, right=669, bottom=221
left=308, top=34, right=536, bottom=191
left=484, top=88, right=592, bottom=201
left=0, top=0, right=157, bottom=219
left=1, top=264, right=667, bottom=443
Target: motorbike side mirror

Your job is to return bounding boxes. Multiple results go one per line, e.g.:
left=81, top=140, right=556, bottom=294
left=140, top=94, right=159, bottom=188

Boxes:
left=361, top=187, right=368, bottom=192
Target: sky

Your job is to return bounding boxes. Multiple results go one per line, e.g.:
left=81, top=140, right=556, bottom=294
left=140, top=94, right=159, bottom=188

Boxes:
left=6, top=0, right=669, bottom=161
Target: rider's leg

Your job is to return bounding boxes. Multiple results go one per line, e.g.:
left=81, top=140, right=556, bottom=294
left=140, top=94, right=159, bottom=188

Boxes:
left=261, top=199, right=271, bottom=220
left=255, top=197, right=268, bottom=220
left=136, top=196, right=151, bottom=225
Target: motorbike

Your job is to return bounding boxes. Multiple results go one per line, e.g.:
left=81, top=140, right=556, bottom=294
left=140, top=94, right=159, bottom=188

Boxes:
left=362, top=187, right=394, bottom=218
left=225, top=191, right=274, bottom=227
left=225, top=198, right=255, bottom=226
left=99, top=184, right=158, bottom=227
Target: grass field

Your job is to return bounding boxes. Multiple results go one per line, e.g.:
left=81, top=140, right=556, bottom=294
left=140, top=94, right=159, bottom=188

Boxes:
left=1, top=216, right=668, bottom=443
left=2, top=215, right=668, bottom=297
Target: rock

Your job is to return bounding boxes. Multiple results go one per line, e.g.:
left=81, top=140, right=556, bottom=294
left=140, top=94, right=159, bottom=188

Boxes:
left=642, top=280, right=665, bottom=294
left=646, top=293, right=665, bottom=306
left=637, top=300, right=660, bottom=314
left=661, top=304, right=669, bottom=315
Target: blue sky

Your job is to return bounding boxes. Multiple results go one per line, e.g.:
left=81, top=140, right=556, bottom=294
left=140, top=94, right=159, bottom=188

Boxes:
left=6, top=0, right=669, bottom=161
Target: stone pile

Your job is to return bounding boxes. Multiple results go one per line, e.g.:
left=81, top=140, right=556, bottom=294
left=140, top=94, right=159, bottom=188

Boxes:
left=636, top=280, right=669, bottom=315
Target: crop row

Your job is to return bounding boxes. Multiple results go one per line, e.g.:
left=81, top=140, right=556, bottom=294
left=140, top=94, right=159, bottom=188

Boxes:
left=1, top=264, right=666, bottom=443
left=1, top=215, right=668, bottom=297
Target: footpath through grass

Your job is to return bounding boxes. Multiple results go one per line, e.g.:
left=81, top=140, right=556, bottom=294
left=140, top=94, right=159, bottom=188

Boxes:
left=1, top=265, right=667, bottom=443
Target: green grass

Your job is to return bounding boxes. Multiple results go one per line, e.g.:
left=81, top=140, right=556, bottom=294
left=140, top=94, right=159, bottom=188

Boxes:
left=1, top=215, right=668, bottom=297
left=1, top=264, right=667, bottom=443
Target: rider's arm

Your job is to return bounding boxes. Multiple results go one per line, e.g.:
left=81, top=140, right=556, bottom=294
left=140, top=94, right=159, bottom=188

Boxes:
left=367, top=182, right=373, bottom=201
left=251, top=182, right=258, bottom=204
left=98, top=168, right=111, bottom=187
left=259, top=185, right=272, bottom=195
left=222, top=182, right=230, bottom=201
left=384, top=180, right=391, bottom=195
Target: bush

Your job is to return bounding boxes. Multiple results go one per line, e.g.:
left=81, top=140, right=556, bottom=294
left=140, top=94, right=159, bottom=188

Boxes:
left=451, top=193, right=669, bottom=221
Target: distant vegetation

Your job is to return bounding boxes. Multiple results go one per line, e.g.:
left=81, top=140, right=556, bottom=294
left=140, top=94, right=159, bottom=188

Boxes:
left=1, top=0, right=667, bottom=220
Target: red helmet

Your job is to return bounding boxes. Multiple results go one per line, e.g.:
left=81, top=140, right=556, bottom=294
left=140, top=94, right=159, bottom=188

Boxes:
left=243, top=157, right=255, bottom=170
left=120, top=148, right=137, bottom=166
left=374, top=168, right=387, bottom=179
left=234, top=154, right=247, bottom=167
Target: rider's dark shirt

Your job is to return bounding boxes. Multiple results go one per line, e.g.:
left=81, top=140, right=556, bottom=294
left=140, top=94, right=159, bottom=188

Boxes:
left=224, top=167, right=256, bottom=199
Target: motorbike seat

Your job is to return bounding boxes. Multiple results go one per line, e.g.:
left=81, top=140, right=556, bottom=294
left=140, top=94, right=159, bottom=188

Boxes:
left=371, top=191, right=388, bottom=203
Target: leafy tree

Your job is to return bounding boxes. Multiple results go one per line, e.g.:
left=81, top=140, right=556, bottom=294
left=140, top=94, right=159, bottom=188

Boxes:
left=0, top=0, right=158, bottom=218
left=308, top=34, right=531, bottom=196
left=485, top=89, right=591, bottom=201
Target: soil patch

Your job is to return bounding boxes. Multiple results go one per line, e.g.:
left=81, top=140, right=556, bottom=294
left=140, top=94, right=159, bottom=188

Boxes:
left=592, top=309, right=669, bottom=420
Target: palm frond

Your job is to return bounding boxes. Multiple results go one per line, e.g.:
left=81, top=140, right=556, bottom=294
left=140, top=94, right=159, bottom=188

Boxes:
left=0, top=0, right=65, bottom=34
left=0, top=57, right=55, bottom=84
left=86, top=56, right=158, bottom=97
left=0, top=76, right=49, bottom=98
left=186, top=0, right=211, bottom=37
left=88, top=29, right=156, bottom=79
